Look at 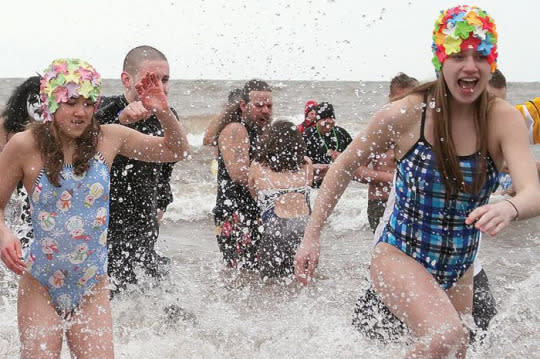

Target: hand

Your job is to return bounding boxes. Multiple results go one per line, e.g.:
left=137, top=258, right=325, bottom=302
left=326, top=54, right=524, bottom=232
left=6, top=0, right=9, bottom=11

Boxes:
left=294, top=235, right=320, bottom=285
left=157, top=209, right=164, bottom=226
left=135, top=72, right=168, bottom=114
left=465, top=199, right=518, bottom=236
left=329, top=150, right=341, bottom=161
left=313, top=165, right=329, bottom=184
left=118, top=101, right=150, bottom=124
left=0, top=233, right=25, bottom=275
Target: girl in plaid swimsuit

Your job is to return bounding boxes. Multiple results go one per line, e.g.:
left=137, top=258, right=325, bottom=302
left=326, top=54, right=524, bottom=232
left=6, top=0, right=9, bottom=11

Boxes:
left=295, top=5, right=540, bottom=357
left=377, top=97, right=499, bottom=289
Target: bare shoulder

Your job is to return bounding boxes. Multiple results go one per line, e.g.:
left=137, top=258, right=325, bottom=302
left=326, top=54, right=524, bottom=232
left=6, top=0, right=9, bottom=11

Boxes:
left=219, top=122, right=249, bottom=147
left=6, top=130, right=37, bottom=152
left=489, top=98, right=523, bottom=124
left=371, top=92, right=424, bottom=131
left=220, top=122, right=248, bottom=139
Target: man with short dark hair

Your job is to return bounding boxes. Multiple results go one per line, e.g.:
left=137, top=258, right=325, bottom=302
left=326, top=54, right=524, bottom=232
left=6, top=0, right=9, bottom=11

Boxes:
left=95, top=45, right=190, bottom=294
left=487, top=69, right=507, bottom=99
left=213, top=79, right=272, bottom=269
left=389, top=72, right=419, bottom=101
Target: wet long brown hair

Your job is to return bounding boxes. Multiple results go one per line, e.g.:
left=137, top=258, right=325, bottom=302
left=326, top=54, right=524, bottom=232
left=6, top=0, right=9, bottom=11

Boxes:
left=31, top=118, right=101, bottom=187
left=412, top=74, right=493, bottom=197
left=256, top=120, right=307, bottom=172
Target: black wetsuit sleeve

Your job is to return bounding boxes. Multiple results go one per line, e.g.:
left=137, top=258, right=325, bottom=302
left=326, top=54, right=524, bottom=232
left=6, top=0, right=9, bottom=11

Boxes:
left=303, top=128, right=329, bottom=164
left=337, top=127, right=353, bottom=151
left=95, top=96, right=126, bottom=125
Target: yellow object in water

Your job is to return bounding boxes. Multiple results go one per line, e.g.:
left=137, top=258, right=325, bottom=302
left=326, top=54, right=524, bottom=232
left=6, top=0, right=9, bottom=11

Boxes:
left=210, top=159, right=218, bottom=176
left=515, top=98, right=540, bottom=144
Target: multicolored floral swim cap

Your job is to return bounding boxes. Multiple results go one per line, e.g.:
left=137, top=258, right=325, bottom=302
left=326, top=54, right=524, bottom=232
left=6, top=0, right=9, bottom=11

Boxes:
left=39, top=58, right=101, bottom=122
left=432, top=5, right=498, bottom=73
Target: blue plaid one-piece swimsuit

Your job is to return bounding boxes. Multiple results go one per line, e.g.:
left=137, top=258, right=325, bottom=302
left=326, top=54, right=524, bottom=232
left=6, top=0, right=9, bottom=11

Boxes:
left=377, top=105, right=499, bottom=289
left=24, top=153, right=110, bottom=316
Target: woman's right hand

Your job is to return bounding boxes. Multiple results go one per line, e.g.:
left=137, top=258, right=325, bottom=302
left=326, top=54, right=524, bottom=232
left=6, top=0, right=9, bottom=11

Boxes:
left=0, top=232, right=25, bottom=275
left=294, top=233, right=321, bottom=285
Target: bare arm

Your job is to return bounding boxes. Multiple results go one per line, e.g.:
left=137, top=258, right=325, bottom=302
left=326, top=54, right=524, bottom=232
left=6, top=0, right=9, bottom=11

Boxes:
left=247, top=161, right=259, bottom=199
left=295, top=103, right=399, bottom=283
left=203, top=114, right=222, bottom=146
left=467, top=102, right=540, bottom=234
left=218, top=122, right=251, bottom=186
left=0, top=135, right=28, bottom=274
left=353, top=164, right=394, bottom=185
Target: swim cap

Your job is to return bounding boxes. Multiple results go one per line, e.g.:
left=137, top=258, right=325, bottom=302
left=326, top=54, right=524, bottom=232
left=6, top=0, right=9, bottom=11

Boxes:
left=432, top=5, right=498, bottom=73
left=304, top=100, right=318, bottom=117
left=39, top=58, right=102, bottom=122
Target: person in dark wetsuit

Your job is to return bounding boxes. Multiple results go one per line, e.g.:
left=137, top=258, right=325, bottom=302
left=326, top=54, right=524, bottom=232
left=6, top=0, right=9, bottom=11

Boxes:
left=213, top=79, right=272, bottom=269
left=95, top=45, right=189, bottom=294
left=303, top=102, right=352, bottom=187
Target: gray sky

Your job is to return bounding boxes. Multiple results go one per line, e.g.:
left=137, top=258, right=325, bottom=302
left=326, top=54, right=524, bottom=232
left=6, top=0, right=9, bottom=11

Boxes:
left=2, top=0, right=538, bottom=81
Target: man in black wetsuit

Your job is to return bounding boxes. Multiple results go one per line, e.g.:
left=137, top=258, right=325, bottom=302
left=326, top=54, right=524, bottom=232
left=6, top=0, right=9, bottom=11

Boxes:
left=95, top=45, right=189, bottom=294
left=303, top=102, right=352, bottom=187
left=213, top=80, right=272, bottom=269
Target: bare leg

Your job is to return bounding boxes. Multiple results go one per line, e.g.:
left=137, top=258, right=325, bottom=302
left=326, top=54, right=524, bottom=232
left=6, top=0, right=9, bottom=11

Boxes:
left=370, top=243, right=470, bottom=358
left=18, top=273, right=64, bottom=359
left=66, top=277, right=114, bottom=359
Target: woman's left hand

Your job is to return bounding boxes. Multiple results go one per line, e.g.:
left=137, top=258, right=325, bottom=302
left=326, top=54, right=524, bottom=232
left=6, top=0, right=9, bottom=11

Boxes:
left=466, top=199, right=519, bottom=236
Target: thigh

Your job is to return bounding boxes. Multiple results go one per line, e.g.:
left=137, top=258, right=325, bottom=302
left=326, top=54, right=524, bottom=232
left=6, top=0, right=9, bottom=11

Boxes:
left=66, top=277, right=114, bottom=359
left=370, top=243, right=464, bottom=337
left=18, top=273, right=63, bottom=359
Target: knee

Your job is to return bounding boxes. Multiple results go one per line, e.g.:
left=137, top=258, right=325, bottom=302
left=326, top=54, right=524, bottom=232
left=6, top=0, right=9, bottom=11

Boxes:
left=422, top=322, right=469, bottom=358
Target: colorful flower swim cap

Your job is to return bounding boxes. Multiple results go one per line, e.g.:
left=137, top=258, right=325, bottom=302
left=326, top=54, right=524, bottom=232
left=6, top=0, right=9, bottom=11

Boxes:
left=432, top=5, right=498, bottom=73
left=39, top=58, right=101, bottom=122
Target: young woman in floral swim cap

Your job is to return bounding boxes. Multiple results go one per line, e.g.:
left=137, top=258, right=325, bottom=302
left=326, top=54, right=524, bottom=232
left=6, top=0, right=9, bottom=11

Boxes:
left=0, top=58, right=189, bottom=358
left=295, top=5, right=540, bottom=357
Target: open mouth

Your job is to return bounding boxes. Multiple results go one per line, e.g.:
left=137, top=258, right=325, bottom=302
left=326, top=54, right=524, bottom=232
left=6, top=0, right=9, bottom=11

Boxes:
left=458, top=78, right=478, bottom=90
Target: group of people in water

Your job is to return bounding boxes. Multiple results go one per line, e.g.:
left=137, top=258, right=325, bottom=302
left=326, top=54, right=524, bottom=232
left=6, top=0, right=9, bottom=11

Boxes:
left=1, top=4, right=540, bottom=358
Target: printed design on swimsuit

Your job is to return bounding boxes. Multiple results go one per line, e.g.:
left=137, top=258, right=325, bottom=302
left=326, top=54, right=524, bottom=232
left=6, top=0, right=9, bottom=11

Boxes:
left=257, top=186, right=311, bottom=222
left=25, top=153, right=110, bottom=313
left=378, top=115, right=499, bottom=289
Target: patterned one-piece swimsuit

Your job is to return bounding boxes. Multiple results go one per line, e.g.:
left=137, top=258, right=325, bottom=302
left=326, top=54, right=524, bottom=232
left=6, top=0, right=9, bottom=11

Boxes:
left=377, top=105, right=499, bottom=289
left=25, top=153, right=110, bottom=315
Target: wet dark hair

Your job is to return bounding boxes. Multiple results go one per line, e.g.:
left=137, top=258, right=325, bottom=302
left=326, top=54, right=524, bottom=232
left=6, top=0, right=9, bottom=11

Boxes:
left=257, top=120, right=307, bottom=172
left=123, top=45, right=168, bottom=75
left=228, top=88, right=243, bottom=104
left=489, top=69, right=506, bottom=89
left=242, top=79, right=272, bottom=104
left=389, top=72, right=419, bottom=98
left=2, top=76, right=41, bottom=134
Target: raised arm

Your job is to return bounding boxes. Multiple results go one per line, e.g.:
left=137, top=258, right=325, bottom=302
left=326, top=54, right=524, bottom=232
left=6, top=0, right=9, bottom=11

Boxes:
left=112, top=72, right=190, bottom=162
left=0, top=135, right=28, bottom=274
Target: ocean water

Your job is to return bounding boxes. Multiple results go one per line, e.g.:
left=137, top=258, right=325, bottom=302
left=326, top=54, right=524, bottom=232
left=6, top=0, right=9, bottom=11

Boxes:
left=0, top=79, right=539, bottom=358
